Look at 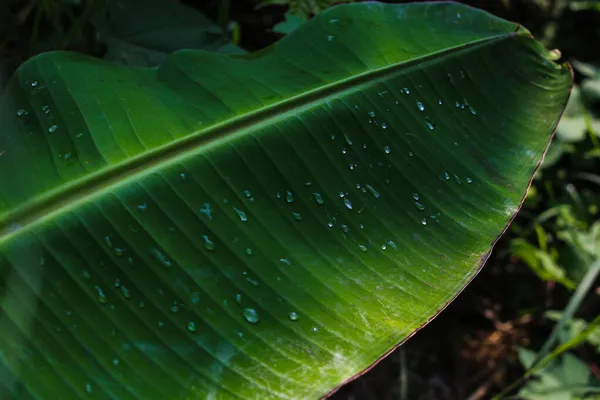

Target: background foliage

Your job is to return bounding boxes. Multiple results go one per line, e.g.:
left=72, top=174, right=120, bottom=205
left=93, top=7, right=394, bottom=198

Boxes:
left=0, top=0, right=598, bottom=399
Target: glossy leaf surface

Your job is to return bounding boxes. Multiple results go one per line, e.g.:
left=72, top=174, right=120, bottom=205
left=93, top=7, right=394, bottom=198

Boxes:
left=0, top=2, right=571, bottom=399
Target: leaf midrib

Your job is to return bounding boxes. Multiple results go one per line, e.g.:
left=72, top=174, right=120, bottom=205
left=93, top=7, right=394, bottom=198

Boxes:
left=0, top=29, right=520, bottom=243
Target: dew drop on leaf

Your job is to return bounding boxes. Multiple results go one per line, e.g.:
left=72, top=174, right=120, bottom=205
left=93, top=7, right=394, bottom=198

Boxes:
left=280, top=258, right=292, bottom=266
left=120, top=286, right=131, bottom=299
left=187, top=321, right=197, bottom=332
left=365, top=184, right=380, bottom=199
left=313, top=192, right=324, bottom=204
left=199, top=203, right=212, bottom=219
left=289, top=311, right=300, bottom=321
left=95, top=285, right=108, bottom=305
left=233, top=207, right=247, bottom=222
left=202, top=235, right=216, bottom=251
left=344, top=198, right=353, bottom=210
left=242, top=308, right=259, bottom=324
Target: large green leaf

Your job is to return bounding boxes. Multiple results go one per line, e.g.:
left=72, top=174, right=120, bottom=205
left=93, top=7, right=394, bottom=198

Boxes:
left=0, top=2, right=571, bottom=399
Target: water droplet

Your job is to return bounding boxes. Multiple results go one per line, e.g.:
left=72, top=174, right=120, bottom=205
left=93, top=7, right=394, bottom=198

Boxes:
left=455, top=101, right=461, bottom=108
left=233, top=207, right=247, bottom=222
left=292, top=212, right=302, bottom=221
left=384, top=145, right=391, bottom=154
left=469, top=106, right=477, bottom=115
left=288, top=311, right=300, bottom=321
left=199, top=203, right=212, bottom=220
left=235, top=293, right=242, bottom=304
left=243, top=190, right=252, bottom=198
left=339, top=192, right=345, bottom=198
left=191, top=292, right=201, bottom=304
left=95, top=285, right=108, bottom=304
left=387, top=240, right=398, bottom=249
left=414, top=202, right=425, bottom=211
left=202, top=235, right=216, bottom=250
left=425, top=119, right=436, bottom=131
left=416, top=101, right=424, bottom=112
left=438, top=100, right=443, bottom=105
left=150, top=248, right=172, bottom=267
left=105, top=235, right=113, bottom=248
left=280, top=258, right=292, bottom=266
left=120, top=286, right=131, bottom=299
left=444, top=171, right=450, bottom=180
left=408, top=151, right=413, bottom=157
left=48, top=125, right=57, bottom=134
left=327, top=35, right=335, bottom=41
left=344, top=198, right=353, bottom=210
left=341, top=147, right=347, bottom=154
left=344, top=134, right=353, bottom=145
left=114, top=247, right=125, bottom=257
left=187, top=321, right=197, bottom=332
left=242, top=308, right=259, bottom=324
left=381, top=244, right=387, bottom=250
left=365, top=184, right=380, bottom=199
left=313, top=193, right=324, bottom=204
left=112, top=358, right=119, bottom=367
left=113, top=278, right=121, bottom=288
left=454, top=175, right=462, bottom=184
left=245, top=248, right=253, bottom=256
left=421, top=218, right=427, bottom=226
left=404, top=87, right=410, bottom=94
left=327, top=221, right=334, bottom=228
left=170, top=301, right=180, bottom=313
left=31, top=81, right=38, bottom=87
left=85, top=383, right=93, bottom=394
left=17, top=109, right=26, bottom=116
left=42, top=105, right=49, bottom=113
left=368, top=111, right=375, bottom=118
left=381, top=122, right=387, bottom=130
left=286, top=191, right=294, bottom=203
left=246, top=277, right=259, bottom=287
left=341, top=224, right=350, bottom=234
left=137, top=202, right=148, bottom=212
left=412, top=193, right=420, bottom=201
left=358, top=244, right=367, bottom=252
